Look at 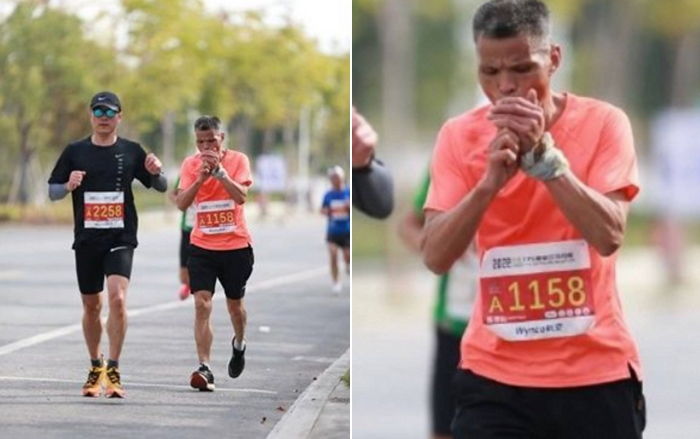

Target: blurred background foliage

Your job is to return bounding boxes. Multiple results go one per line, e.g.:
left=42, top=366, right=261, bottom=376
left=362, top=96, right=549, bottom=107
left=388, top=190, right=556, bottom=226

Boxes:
left=0, top=0, right=349, bottom=211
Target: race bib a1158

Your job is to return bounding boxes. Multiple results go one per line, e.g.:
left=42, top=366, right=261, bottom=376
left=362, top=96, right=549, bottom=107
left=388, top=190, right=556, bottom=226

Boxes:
left=197, top=200, right=236, bottom=234
left=480, top=240, right=594, bottom=341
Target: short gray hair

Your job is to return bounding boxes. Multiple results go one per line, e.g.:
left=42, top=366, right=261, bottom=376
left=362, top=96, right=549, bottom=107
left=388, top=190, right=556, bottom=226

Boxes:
left=194, top=115, right=222, bottom=131
left=473, top=0, right=550, bottom=42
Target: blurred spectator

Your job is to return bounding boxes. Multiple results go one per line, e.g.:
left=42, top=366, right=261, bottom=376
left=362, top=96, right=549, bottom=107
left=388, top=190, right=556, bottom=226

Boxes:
left=649, top=107, right=700, bottom=285
left=254, top=152, right=288, bottom=220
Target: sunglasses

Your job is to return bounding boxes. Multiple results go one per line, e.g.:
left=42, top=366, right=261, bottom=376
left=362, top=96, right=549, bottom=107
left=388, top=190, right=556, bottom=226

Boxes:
left=92, top=107, right=119, bottom=118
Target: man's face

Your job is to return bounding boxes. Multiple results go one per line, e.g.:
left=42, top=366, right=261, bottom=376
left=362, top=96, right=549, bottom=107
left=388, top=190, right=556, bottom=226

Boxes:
left=476, top=33, right=560, bottom=104
left=195, top=129, right=224, bottom=155
left=90, top=106, right=121, bottom=135
left=330, top=173, right=343, bottom=189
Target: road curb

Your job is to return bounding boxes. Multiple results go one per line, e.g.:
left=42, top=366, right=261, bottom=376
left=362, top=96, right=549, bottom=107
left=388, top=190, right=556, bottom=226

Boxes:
left=267, top=348, right=350, bottom=439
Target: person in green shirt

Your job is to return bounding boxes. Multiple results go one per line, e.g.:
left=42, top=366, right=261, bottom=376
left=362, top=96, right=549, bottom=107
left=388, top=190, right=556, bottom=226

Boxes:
left=399, top=170, right=478, bottom=439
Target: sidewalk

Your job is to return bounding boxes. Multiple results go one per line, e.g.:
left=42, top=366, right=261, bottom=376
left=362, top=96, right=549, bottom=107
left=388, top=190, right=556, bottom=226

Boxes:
left=308, top=372, right=350, bottom=439
left=267, top=349, right=350, bottom=439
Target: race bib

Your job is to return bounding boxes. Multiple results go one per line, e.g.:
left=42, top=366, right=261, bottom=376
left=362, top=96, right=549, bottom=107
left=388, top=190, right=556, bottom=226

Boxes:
left=329, top=199, right=350, bottom=220
left=480, top=240, right=594, bottom=341
left=84, top=192, right=124, bottom=229
left=197, top=200, right=236, bottom=234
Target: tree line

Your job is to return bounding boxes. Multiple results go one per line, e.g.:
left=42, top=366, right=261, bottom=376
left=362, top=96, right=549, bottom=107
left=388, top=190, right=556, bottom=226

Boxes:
left=0, top=0, right=349, bottom=204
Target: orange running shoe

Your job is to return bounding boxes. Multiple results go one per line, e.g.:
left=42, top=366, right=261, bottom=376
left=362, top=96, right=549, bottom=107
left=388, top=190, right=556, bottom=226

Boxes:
left=104, top=365, right=125, bottom=398
left=81, top=360, right=105, bottom=397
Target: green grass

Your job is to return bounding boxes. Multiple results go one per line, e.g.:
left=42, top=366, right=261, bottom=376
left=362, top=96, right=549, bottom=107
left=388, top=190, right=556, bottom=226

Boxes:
left=0, top=186, right=169, bottom=224
left=352, top=209, right=700, bottom=260
left=340, top=369, right=350, bottom=387
left=0, top=201, right=74, bottom=224
left=351, top=209, right=390, bottom=258
left=623, top=212, right=653, bottom=247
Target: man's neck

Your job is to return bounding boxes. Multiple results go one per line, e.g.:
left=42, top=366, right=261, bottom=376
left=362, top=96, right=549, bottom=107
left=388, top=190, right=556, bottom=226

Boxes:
left=91, top=133, right=118, bottom=146
left=544, top=92, right=566, bottom=130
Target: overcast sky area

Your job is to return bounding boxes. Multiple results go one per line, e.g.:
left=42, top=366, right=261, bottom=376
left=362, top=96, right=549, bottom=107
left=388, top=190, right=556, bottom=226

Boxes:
left=0, top=0, right=350, bottom=55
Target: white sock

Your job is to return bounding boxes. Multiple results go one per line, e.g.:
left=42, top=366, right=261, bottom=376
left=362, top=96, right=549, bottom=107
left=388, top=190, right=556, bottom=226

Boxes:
left=234, top=337, right=246, bottom=351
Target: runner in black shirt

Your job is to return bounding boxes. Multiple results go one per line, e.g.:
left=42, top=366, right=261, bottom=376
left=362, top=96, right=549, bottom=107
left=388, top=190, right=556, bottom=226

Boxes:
left=47, top=91, right=167, bottom=398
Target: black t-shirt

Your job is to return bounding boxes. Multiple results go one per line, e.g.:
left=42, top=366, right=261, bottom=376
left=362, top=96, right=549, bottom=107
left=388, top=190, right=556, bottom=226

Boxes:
left=48, top=136, right=153, bottom=249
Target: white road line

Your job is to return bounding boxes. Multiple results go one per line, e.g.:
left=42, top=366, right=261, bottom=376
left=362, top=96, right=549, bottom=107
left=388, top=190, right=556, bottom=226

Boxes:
left=0, top=376, right=276, bottom=394
left=0, top=270, right=24, bottom=280
left=292, top=356, right=336, bottom=363
left=0, top=324, right=83, bottom=356
left=0, top=267, right=326, bottom=357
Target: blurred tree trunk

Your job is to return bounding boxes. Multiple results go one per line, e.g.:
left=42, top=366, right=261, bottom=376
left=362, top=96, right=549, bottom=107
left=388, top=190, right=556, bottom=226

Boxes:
left=262, top=127, right=275, bottom=153
left=283, top=121, right=295, bottom=160
left=590, top=1, right=640, bottom=108
left=161, top=110, right=175, bottom=173
left=230, top=114, right=252, bottom=155
left=379, top=0, right=415, bottom=146
left=14, top=119, right=34, bottom=205
left=283, top=121, right=296, bottom=182
left=670, top=29, right=700, bottom=107
left=298, top=106, right=311, bottom=211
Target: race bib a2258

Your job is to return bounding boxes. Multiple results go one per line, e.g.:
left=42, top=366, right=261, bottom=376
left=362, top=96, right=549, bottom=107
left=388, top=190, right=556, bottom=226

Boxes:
left=84, top=191, right=124, bottom=229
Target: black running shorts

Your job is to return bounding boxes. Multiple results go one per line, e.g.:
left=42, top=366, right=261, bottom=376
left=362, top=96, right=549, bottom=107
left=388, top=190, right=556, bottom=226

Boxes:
left=326, top=233, right=350, bottom=248
left=74, top=244, right=134, bottom=294
left=188, top=244, right=254, bottom=300
left=451, top=367, right=646, bottom=439
left=431, top=327, right=461, bottom=436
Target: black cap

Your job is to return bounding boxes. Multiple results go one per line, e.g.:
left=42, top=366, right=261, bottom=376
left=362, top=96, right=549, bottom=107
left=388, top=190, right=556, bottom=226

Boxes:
left=90, top=91, right=121, bottom=112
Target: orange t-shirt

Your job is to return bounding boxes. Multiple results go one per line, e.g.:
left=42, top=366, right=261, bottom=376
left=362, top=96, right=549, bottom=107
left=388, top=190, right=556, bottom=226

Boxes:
left=425, top=93, right=641, bottom=388
left=179, top=150, right=253, bottom=251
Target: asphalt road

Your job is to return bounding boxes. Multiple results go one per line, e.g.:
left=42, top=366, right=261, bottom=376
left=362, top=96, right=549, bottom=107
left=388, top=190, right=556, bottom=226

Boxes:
left=0, top=212, right=349, bottom=439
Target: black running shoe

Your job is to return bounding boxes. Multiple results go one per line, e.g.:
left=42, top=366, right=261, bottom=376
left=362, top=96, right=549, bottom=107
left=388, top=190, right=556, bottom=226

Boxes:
left=190, top=364, right=215, bottom=391
left=228, top=340, right=246, bottom=378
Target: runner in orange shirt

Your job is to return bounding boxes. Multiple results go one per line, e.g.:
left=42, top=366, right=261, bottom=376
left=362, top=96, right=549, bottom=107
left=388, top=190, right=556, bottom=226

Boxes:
left=176, top=116, right=254, bottom=391
left=422, top=1, right=645, bottom=438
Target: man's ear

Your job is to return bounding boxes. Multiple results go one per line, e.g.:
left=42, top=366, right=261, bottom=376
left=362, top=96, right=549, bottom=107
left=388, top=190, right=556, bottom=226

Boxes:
left=549, top=44, right=561, bottom=76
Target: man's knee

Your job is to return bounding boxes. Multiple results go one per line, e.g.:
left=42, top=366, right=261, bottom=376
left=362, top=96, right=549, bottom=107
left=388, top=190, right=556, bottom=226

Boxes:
left=82, top=298, right=102, bottom=317
left=194, top=292, right=213, bottom=316
left=227, top=299, right=245, bottom=316
left=107, top=297, right=126, bottom=321
left=106, top=276, right=128, bottom=308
